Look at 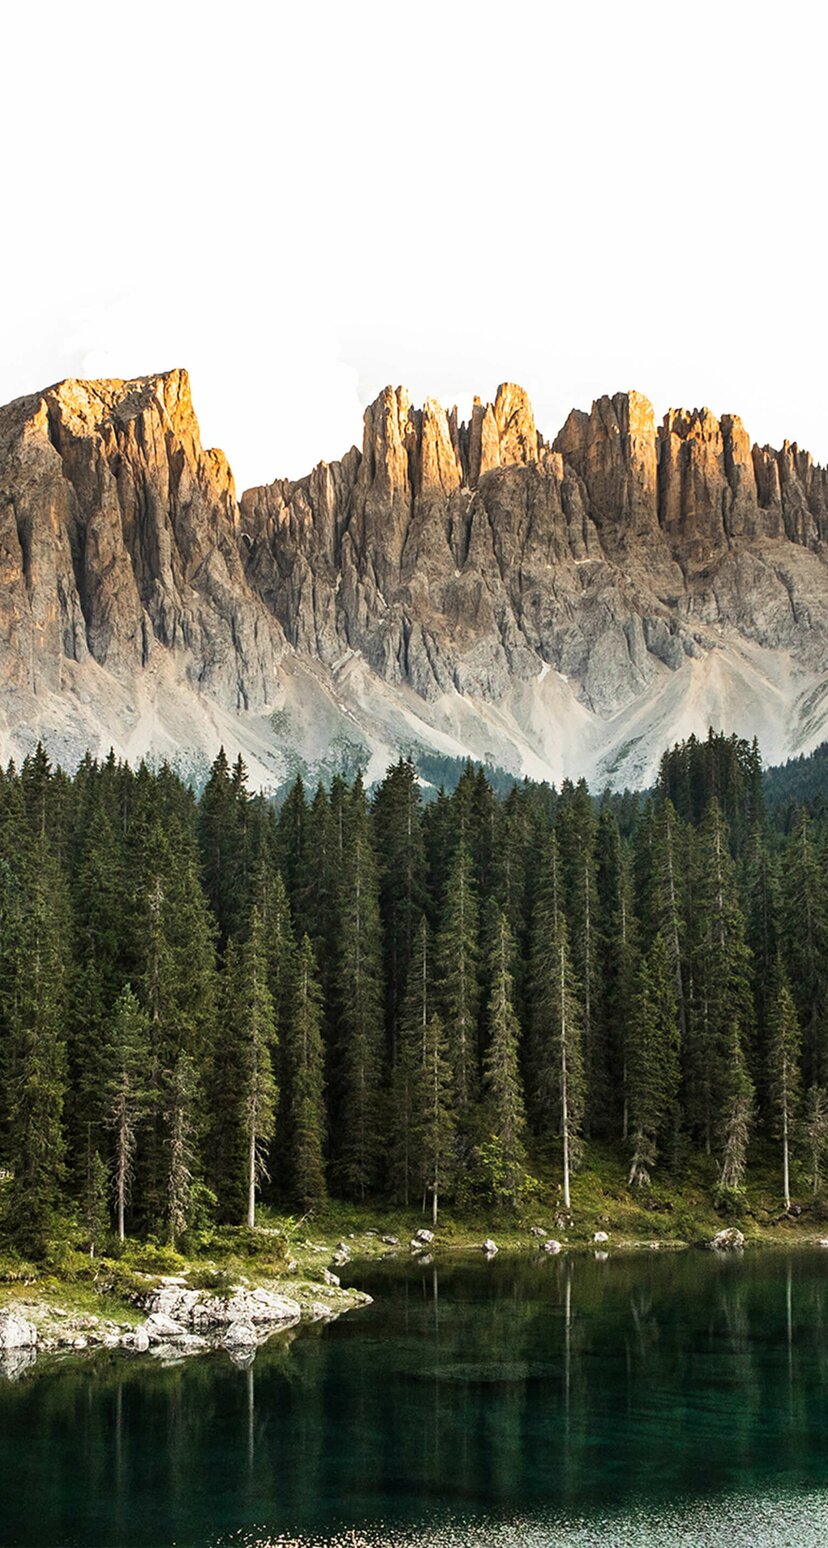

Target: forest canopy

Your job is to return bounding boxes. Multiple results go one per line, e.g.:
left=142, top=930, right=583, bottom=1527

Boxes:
left=0, top=730, right=826, bottom=1256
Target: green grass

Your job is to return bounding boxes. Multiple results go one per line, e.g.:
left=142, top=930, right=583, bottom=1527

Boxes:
left=2, top=1138, right=826, bottom=1330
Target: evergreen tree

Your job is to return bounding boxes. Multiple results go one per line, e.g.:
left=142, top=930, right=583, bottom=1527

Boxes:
left=626, top=933, right=680, bottom=1186
left=4, top=830, right=70, bottom=1253
left=286, top=936, right=327, bottom=1210
left=165, top=1052, right=196, bottom=1247
left=595, top=808, right=639, bottom=1138
left=781, top=809, right=828, bottom=1084
left=435, top=843, right=480, bottom=1113
left=229, top=907, right=279, bottom=1228
left=557, top=782, right=601, bottom=1129
left=540, top=914, right=584, bottom=1210
left=389, top=916, right=431, bottom=1205
left=803, top=1086, right=828, bottom=1198
left=766, top=971, right=802, bottom=1210
left=718, top=1020, right=755, bottom=1198
left=82, top=1144, right=109, bottom=1258
left=688, top=801, right=753, bottom=1154
left=276, top=776, right=307, bottom=920
left=334, top=777, right=384, bottom=1198
left=482, top=911, right=526, bottom=1207
left=130, top=820, right=216, bottom=1231
left=66, top=803, right=129, bottom=1174
left=420, top=1012, right=455, bottom=1225
left=527, top=829, right=564, bottom=1127
left=744, top=825, right=781, bottom=1112
left=372, top=758, right=427, bottom=1056
left=198, top=747, right=246, bottom=946
left=103, top=986, right=150, bottom=1242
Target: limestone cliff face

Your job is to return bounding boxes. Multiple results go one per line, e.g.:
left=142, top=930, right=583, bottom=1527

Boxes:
left=0, top=371, right=280, bottom=711
left=2, top=368, right=828, bottom=787
left=240, top=384, right=828, bottom=718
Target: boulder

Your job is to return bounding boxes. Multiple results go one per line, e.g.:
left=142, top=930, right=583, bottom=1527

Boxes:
left=482, top=1239, right=498, bottom=1256
left=529, top=1227, right=548, bottom=1239
left=143, top=1312, right=189, bottom=1343
left=121, top=1325, right=150, bottom=1349
left=710, top=1227, right=745, bottom=1253
left=222, top=1322, right=258, bottom=1350
left=194, top=1288, right=301, bottom=1331
left=413, top=1228, right=434, bottom=1245
left=0, top=1310, right=38, bottom=1350
left=381, top=1235, right=399, bottom=1246
left=542, top=1239, right=562, bottom=1255
left=321, top=1268, right=340, bottom=1287
left=593, top=1231, right=609, bottom=1244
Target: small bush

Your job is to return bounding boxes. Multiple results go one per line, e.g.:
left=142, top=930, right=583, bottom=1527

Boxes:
left=123, top=1243, right=187, bottom=1276
left=0, top=1251, right=39, bottom=1284
left=187, top=1266, right=235, bottom=1298
left=714, top=1185, right=747, bottom=1219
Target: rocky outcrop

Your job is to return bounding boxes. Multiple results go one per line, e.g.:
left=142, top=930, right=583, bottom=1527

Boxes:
left=241, top=383, right=828, bottom=722
left=2, top=369, right=828, bottom=789
left=0, top=370, right=280, bottom=712
left=0, top=1272, right=372, bottom=1378
left=0, top=1309, right=38, bottom=1350
left=709, top=1227, right=745, bottom=1252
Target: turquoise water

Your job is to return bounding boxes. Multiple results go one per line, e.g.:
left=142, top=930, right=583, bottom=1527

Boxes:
left=2, top=1249, right=828, bottom=1545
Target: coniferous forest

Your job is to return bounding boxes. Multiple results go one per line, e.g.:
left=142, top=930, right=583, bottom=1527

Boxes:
left=1, top=731, right=827, bottom=1258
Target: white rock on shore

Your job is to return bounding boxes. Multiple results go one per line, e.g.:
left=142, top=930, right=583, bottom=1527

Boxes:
left=0, top=1310, right=38, bottom=1350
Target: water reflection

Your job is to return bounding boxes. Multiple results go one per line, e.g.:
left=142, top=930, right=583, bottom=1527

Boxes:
left=1, top=1249, right=828, bottom=1546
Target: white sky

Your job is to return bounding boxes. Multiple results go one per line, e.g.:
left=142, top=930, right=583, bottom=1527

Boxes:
left=2, top=1, right=826, bottom=491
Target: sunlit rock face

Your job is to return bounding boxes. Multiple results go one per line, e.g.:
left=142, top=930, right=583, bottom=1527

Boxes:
left=0, top=370, right=280, bottom=709
left=240, top=382, right=828, bottom=718
left=2, top=369, right=828, bottom=789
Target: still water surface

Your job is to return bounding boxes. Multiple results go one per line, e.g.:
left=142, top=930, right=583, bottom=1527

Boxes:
left=2, top=1249, right=828, bottom=1546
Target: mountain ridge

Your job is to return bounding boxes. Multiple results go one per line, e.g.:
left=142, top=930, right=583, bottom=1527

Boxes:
left=1, top=369, right=827, bottom=790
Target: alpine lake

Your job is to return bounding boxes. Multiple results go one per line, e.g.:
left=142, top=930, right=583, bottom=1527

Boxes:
left=2, top=1246, right=828, bottom=1546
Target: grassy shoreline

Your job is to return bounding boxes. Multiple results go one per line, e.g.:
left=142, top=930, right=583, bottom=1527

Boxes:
left=3, top=1141, right=827, bottom=1354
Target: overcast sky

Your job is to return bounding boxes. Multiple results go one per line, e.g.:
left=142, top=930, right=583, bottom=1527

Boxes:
left=2, top=1, right=826, bottom=490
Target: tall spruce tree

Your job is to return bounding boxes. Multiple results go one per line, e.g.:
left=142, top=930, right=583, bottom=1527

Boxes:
left=766, top=970, right=802, bottom=1210
left=688, top=801, right=753, bottom=1155
left=4, top=831, right=70, bottom=1252
left=626, top=933, right=680, bottom=1186
left=482, top=911, right=526, bottom=1207
left=803, top=1086, right=828, bottom=1198
left=285, top=935, right=327, bottom=1210
left=557, top=781, right=602, bottom=1130
left=718, top=1020, right=755, bottom=1197
left=596, top=808, right=639, bottom=1138
left=227, top=907, right=279, bottom=1228
left=781, top=809, right=828, bottom=1084
left=199, top=748, right=246, bottom=946
left=130, top=819, right=216, bottom=1232
left=420, top=1012, right=455, bottom=1225
left=373, top=758, right=427, bottom=1058
left=389, top=916, right=431, bottom=1205
left=334, top=777, right=384, bottom=1198
left=103, top=986, right=150, bottom=1243
left=542, top=917, right=584, bottom=1211
left=435, top=842, right=480, bottom=1114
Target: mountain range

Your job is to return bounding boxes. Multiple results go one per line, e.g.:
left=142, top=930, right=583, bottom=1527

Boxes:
left=1, top=368, right=827, bottom=790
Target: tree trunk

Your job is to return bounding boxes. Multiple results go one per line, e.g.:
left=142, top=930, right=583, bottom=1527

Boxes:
left=247, top=1122, right=257, bottom=1229
left=560, top=941, right=571, bottom=1212
left=783, top=1098, right=790, bottom=1211
left=117, top=1136, right=126, bottom=1245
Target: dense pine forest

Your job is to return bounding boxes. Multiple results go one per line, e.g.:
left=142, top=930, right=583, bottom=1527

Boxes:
left=1, top=731, right=827, bottom=1259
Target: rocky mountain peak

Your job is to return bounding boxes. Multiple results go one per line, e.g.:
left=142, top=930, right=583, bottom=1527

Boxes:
left=2, top=369, right=828, bottom=789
